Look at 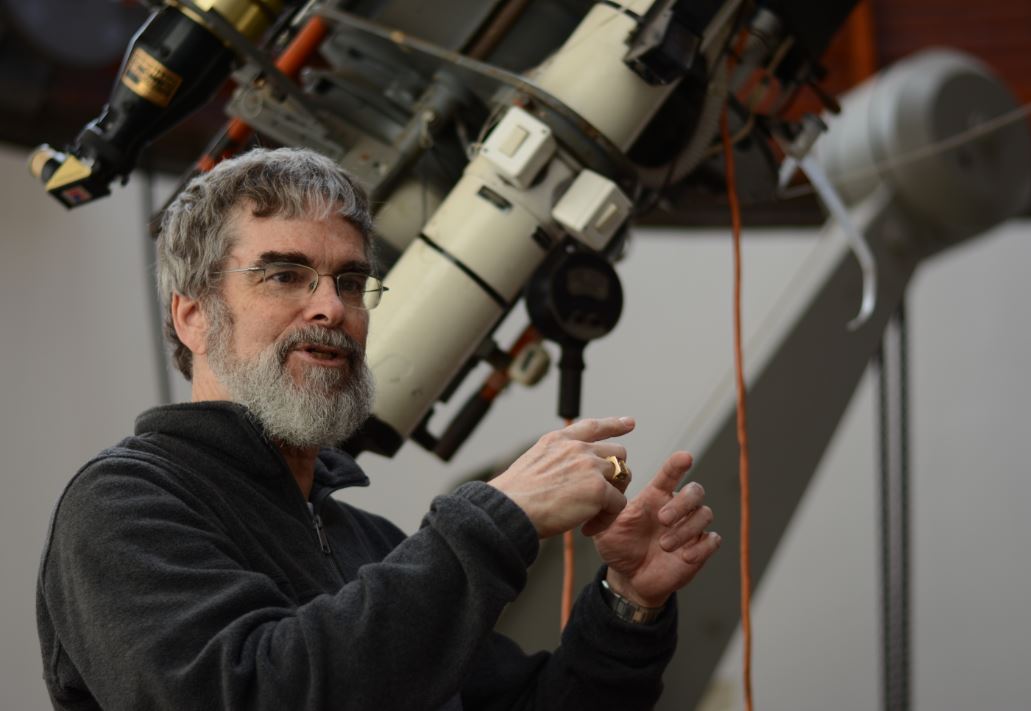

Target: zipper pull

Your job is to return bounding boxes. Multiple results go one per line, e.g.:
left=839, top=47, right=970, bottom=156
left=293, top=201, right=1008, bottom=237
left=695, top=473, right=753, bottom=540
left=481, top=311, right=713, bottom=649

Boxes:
left=312, top=513, right=332, bottom=555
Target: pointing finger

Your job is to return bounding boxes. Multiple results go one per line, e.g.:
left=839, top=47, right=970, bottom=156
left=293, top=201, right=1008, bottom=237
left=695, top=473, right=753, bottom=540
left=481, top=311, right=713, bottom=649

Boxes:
left=592, top=442, right=629, bottom=462
left=561, top=417, right=635, bottom=443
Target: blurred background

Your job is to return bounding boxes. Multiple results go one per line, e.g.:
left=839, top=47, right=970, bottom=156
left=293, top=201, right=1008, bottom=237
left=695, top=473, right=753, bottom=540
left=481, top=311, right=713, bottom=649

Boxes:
left=1, top=1, right=1029, bottom=709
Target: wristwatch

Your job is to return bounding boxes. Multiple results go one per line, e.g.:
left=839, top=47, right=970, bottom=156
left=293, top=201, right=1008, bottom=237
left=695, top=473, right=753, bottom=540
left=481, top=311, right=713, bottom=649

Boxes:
left=599, top=579, right=665, bottom=624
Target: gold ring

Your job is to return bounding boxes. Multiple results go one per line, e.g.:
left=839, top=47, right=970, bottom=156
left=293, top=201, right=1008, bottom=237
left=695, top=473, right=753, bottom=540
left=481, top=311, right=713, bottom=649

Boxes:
left=606, top=456, right=631, bottom=484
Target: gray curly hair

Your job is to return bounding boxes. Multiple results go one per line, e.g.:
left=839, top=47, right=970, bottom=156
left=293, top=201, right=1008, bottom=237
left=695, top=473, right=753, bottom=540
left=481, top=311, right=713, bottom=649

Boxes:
left=156, top=147, right=374, bottom=380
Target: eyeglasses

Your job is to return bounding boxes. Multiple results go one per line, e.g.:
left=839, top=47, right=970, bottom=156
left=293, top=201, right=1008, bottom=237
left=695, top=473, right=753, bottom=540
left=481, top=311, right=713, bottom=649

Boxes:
left=217, top=262, right=388, bottom=310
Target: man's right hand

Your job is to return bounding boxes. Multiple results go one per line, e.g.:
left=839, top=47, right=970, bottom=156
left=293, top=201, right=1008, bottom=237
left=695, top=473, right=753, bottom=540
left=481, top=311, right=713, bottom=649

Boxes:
left=488, top=417, right=635, bottom=539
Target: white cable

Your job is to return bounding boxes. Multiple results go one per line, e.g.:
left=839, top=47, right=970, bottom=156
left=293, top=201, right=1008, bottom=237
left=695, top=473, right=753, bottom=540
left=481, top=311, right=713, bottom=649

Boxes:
left=781, top=102, right=1031, bottom=200
left=798, top=155, right=877, bottom=330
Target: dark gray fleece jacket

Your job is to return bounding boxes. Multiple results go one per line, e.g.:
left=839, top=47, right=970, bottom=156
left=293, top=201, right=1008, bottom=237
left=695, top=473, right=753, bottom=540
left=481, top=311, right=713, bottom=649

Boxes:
left=37, top=402, right=677, bottom=710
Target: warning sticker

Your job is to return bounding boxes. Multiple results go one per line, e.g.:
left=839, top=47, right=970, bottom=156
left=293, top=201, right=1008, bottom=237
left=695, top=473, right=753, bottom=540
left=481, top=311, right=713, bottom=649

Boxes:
left=121, top=48, right=182, bottom=107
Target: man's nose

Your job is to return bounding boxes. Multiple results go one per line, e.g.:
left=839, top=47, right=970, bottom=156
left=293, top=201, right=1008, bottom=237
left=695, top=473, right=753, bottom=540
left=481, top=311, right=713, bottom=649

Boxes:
left=304, top=274, right=348, bottom=325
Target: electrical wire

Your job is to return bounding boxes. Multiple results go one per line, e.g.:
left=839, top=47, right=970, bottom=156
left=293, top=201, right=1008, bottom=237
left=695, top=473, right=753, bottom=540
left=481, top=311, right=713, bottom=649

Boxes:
left=561, top=529, right=575, bottom=630
left=140, top=163, right=173, bottom=406
left=722, top=106, right=753, bottom=711
left=877, top=305, right=911, bottom=711
left=561, top=417, right=576, bottom=631
left=702, top=37, right=794, bottom=162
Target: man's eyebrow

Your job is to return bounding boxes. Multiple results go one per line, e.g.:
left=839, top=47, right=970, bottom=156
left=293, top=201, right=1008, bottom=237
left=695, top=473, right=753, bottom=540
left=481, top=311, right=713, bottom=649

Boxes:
left=255, top=250, right=312, bottom=267
left=337, top=259, right=372, bottom=275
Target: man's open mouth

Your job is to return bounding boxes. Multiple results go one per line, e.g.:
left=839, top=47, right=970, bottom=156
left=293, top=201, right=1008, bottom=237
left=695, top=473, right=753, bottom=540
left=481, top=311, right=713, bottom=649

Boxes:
left=297, top=344, right=347, bottom=362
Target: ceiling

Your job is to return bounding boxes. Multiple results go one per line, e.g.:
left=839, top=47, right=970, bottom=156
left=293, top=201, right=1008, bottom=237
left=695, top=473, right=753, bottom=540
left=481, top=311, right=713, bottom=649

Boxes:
left=1, top=0, right=1027, bottom=225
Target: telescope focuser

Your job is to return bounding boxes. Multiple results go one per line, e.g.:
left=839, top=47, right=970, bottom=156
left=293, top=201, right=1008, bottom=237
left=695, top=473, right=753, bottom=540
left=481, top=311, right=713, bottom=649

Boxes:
left=29, top=0, right=287, bottom=208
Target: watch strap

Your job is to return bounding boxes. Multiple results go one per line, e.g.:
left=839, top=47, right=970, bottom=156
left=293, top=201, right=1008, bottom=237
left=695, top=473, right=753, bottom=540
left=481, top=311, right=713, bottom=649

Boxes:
left=599, top=579, right=665, bottom=624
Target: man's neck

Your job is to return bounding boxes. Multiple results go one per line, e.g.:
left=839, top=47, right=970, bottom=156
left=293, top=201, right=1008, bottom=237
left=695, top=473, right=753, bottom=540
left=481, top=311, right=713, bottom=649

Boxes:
left=190, top=362, right=320, bottom=500
left=278, top=444, right=319, bottom=501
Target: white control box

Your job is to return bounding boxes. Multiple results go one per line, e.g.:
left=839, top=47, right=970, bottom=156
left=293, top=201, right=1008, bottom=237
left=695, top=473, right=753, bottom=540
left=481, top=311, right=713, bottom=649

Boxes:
left=480, top=106, right=556, bottom=189
left=551, top=169, right=632, bottom=250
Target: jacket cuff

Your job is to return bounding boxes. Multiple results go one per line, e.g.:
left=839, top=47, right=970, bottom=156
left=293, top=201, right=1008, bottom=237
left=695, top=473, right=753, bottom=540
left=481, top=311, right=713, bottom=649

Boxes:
left=453, top=481, right=539, bottom=568
left=575, top=566, right=678, bottom=652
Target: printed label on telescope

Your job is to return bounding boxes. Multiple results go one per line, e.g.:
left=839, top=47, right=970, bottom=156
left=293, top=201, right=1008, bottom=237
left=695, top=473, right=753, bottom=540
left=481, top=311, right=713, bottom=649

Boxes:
left=121, top=48, right=182, bottom=107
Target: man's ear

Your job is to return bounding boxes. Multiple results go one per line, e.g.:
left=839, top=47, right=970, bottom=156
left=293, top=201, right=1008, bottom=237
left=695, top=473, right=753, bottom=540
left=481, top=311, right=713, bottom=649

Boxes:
left=171, top=292, right=210, bottom=356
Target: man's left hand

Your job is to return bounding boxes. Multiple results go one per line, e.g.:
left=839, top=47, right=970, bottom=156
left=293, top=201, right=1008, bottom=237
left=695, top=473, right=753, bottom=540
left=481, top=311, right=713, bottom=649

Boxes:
left=591, top=451, right=720, bottom=609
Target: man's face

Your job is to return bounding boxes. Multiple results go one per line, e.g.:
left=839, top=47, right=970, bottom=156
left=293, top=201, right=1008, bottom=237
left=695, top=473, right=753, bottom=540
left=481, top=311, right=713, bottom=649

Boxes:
left=202, top=207, right=375, bottom=448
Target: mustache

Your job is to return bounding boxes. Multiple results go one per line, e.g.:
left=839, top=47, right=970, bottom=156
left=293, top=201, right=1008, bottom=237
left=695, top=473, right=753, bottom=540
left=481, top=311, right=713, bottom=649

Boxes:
left=275, top=326, right=365, bottom=365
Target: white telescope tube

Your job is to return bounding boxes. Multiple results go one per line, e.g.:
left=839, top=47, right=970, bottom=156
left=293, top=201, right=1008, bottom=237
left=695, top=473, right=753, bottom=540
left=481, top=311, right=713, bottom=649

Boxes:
left=532, top=0, right=678, bottom=151
left=365, top=0, right=674, bottom=450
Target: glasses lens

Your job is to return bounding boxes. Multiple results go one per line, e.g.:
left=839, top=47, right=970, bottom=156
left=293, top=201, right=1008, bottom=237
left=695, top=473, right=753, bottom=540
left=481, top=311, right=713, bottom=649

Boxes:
left=336, top=273, right=384, bottom=310
left=261, top=263, right=317, bottom=298
left=362, top=278, right=384, bottom=310
left=335, top=273, right=368, bottom=305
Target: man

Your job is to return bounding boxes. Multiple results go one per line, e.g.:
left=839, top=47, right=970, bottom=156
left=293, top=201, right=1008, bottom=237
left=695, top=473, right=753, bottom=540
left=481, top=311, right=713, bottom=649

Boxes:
left=37, top=147, right=720, bottom=710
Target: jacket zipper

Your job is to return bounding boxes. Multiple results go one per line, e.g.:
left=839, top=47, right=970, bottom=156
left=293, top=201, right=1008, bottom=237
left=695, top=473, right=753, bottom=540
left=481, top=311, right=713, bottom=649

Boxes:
left=310, top=491, right=346, bottom=583
left=312, top=513, right=332, bottom=555
left=247, top=415, right=339, bottom=562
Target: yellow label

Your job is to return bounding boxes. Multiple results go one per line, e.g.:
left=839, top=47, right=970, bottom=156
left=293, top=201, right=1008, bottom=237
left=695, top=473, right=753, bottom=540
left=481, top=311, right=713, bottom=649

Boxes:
left=121, top=48, right=182, bottom=107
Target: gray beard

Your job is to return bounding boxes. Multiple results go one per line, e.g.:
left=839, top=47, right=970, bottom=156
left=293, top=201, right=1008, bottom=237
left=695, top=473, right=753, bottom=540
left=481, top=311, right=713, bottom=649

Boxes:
left=205, top=300, right=374, bottom=449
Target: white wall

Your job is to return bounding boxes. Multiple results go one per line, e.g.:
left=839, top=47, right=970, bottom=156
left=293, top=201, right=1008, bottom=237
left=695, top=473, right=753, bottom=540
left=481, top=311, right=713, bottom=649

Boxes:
left=2, top=141, right=1029, bottom=710
left=0, top=145, right=164, bottom=711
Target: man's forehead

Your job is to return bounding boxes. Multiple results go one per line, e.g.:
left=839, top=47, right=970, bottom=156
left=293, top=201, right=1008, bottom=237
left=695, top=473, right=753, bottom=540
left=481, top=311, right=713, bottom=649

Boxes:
left=228, top=206, right=369, bottom=265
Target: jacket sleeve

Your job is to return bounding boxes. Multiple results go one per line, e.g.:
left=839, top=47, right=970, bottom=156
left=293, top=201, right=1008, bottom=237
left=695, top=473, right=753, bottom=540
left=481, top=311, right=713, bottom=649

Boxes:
left=39, top=454, right=541, bottom=711
left=461, top=567, right=677, bottom=711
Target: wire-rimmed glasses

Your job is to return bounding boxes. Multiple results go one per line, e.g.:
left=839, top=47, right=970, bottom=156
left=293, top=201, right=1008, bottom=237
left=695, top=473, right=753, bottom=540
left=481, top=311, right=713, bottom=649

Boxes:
left=217, top=262, right=388, bottom=310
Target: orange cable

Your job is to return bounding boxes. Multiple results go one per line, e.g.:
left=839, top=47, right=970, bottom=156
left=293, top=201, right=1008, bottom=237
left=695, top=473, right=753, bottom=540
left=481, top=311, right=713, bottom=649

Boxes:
left=721, top=107, right=753, bottom=711
left=561, top=417, right=575, bottom=630
left=561, top=530, right=575, bottom=630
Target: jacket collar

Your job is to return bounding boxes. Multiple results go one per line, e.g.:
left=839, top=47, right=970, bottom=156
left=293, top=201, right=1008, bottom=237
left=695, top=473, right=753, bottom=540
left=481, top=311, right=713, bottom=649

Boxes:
left=134, top=402, right=370, bottom=495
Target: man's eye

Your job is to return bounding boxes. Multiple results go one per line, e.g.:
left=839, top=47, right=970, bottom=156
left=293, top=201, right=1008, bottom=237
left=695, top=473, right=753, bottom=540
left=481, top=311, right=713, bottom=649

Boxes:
left=337, top=274, right=368, bottom=294
left=265, top=266, right=309, bottom=286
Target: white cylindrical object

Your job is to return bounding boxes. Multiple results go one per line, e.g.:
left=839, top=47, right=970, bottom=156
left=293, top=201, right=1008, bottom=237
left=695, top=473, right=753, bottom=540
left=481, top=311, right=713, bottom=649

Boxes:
left=423, top=163, right=552, bottom=300
left=532, top=0, right=676, bottom=150
left=367, top=240, right=503, bottom=438
left=372, top=177, right=445, bottom=256
left=365, top=0, right=685, bottom=447
left=368, top=166, right=555, bottom=438
left=817, top=48, right=1031, bottom=241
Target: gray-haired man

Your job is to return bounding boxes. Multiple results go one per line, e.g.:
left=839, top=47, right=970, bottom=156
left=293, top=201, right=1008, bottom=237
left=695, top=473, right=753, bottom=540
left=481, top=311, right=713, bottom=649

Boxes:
left=37, top=147, right=719, bottom=710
